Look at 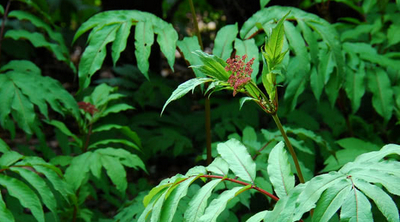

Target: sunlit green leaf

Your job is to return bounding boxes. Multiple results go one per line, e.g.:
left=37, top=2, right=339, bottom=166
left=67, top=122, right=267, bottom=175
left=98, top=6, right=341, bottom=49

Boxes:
left=177, top=36, right=204, bottom=77
left=217, top=139, right=256, bottom=184
left=340, top=188, right=373, bottom=222
left=367, top=68, right=394, bottom=121
left=135, top=21, right=154, bottom=79
left=267, top=142, right=295, bottom=198
left=213, top=24, right=238, bottom=60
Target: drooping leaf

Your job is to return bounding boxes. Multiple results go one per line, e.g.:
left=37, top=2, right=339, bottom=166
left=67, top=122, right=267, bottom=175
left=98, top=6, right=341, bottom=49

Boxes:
left=44, top=120, right=82, bottom=146
left=161, top=78, right=213, bottom=115
left=153, top=23, right=178, bottom=71
left=99, top=103, right=134, bottom=118
left=367, top=68, right=394, bottom=121
left=354, top=178, right=399, bottom=222
left=0, top=60, right=41, bottom=75
left=134, top=21, right=154, bottom=79
left=217, top=139, right=256, bottom=184
left=344, top=62, right=366, bottom=113
left=0, top=151, right=23, bottom=167
left=101, top=155, right=127, bottom=193
left=78, top=24, right=119, bottom=90
left=184, top=179, right=223, bottom=222
left=9, top=168, right=58, bottom=220
left=199, top=186, right=245, bottom=222
left=4, top=30, right=69, bottom=66
left=283, top=70, right=307, bottom=111
left=0, top=174, right=44, bottom=222
left=112, top=21, right=132, bottom=66
left=213, top=24, right=238, bottom=60
left=267, top=141, right=295, bottom=198
left=64, top=152, right=92, bottom=191
left=309, top=66, right=324, bottom=101
left=92, top=124, right=141, bottom=148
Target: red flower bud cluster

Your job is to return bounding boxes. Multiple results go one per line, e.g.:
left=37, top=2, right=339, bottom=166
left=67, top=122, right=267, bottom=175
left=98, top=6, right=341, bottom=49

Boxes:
left=225, top=55, right=255, bottom=96
left=78, top=102, right=98, bottom=115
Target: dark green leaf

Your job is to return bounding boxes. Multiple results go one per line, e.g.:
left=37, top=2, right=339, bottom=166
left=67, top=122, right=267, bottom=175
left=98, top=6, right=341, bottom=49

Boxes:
left=101, top=155, right=127, bottom=193
left=0, top=192, right=14, bottom=222
left=78, top=24, right=119, bottom=90
left=112, top=21, right=132, bottom=66
left=367, top=68, right=394, bottom=121
left=345, top=62, right=366, bottom=113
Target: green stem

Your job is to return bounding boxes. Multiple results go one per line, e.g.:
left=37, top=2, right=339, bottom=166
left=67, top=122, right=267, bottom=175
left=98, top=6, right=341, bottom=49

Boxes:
left=188, top=0, right=212, bottom=164
left=271, top=114, right=305, bottom=183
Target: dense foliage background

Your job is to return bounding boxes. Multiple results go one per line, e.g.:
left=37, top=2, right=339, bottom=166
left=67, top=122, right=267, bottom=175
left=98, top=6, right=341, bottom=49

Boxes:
left=0, top=0, right=399, bottom=221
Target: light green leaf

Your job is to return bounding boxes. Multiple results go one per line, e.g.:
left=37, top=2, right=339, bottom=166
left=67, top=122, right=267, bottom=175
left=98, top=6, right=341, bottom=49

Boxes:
left=267, top=141, right=294, bottom=198
left=78, top=24, right=119, bottom=90
left=0, top=174, right=44, bottom=222
left=112, top=21, right=132, bottom=66
left=354, top=178, right=399, bottom=222
left=0, top=139, right=10, bottom=153
left=313, top=179, right=351, bottom=222
left=387, top=24, right=400, bottom=47
left=265, top=183, right=305, bottom=221
left=206, top=157, right=229, bottom=176
left=246, top=210, right=268, bottom=222
left=350, top=168, right=400, bottom=196
left=88, top=152, right=102, bottom=179
left=161, top=77, right=213, bottom=115
left=260, top=0, right=271, bottom=8
left=101, top=155, right=127, bottom=193
left=234, top=38, right=260, bottom=81
left=352, top=144, right=400, bottom=163
left=0, top=151, right=23, bottom=167
left=217, top=138, right=256, bottom=184
left=154, top=23, right=178, bottom=71
left=213, top=24, right=238, bottom=60
left=64, top=152, right=92, bottom=191
left=293, top=172, right=343, bottom=220
left=0, top=191, right=14, bottom=222
left=199, top=186, right=244, bottom=222
left=367, top=68, right=394, bottom=121
left=10, top=168, right=58, bottom=220
left=0, top=60, right=41, bottom=75
left=87, top=83, right=118, bottom=108
left=99, top=103, right=134, bottom=118
left=135, top=21, right=154, bottom=79
left=345, top=62, right=366, bottom=113
left=177, top=36, right=204, bottom=77
left=160, top=176, right=199, bottom=222
left=340, top=188, right=373, bottom=222
left=191, top=51, right=230, bottom=81
left=184, top=179, right=223, bottom=222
